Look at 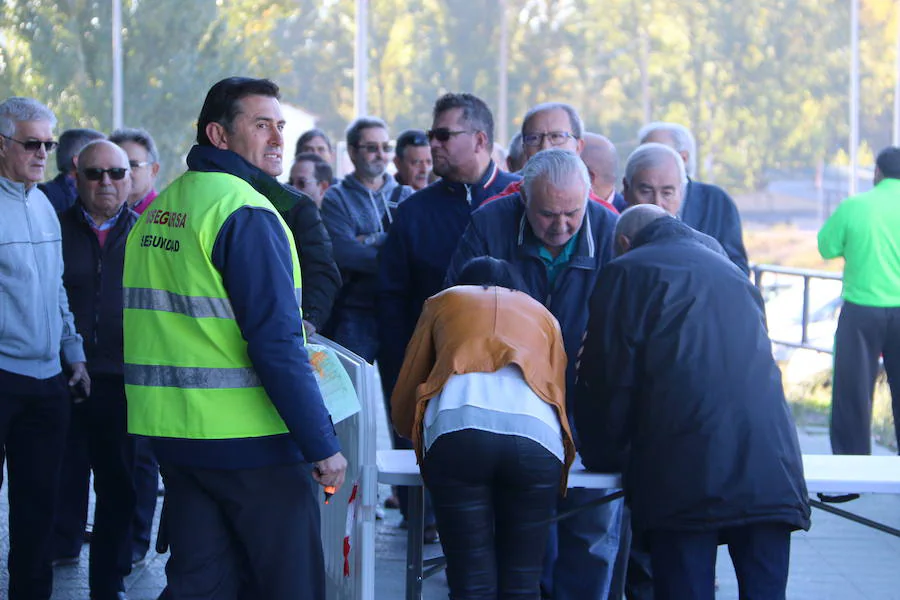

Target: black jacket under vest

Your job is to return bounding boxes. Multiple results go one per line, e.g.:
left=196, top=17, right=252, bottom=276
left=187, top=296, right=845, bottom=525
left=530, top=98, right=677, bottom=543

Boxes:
left=59, top=201, right=139, bottom=377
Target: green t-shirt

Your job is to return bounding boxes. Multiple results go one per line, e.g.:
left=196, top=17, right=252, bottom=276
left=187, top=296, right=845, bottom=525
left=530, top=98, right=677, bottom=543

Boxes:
left=538, top=233, right=579, bottom=290
left=818, top=178, right=900, bottom=306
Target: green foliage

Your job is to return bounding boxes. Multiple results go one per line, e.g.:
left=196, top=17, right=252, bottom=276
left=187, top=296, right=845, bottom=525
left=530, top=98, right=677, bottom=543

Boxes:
left=1, top=0, right=897, bottom=190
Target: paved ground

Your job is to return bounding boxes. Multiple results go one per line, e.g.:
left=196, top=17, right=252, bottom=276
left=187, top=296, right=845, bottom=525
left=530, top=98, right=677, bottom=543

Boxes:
left=0, top=416, right=899, bottom=599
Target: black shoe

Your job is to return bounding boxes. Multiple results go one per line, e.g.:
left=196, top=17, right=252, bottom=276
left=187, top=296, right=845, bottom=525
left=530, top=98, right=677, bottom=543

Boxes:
left=817, top=492, right=861, bottom=503
left=51, top=555, right=80, bottom=567
left=423, top=525, right=440, bottom=545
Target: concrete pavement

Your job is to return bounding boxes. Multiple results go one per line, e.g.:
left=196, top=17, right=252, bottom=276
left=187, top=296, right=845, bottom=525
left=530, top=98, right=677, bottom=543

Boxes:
left=0, top=417, right=898, bottom=598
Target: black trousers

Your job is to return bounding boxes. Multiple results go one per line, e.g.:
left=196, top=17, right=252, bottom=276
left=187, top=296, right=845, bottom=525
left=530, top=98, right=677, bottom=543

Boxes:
left=132, top=437, right=160, bottom=562
left=0, top=373, right=70, bottom=600
left=422, top=429, right=562, bottom=600
left=159, top=461, right=325, bottom=600
left=645, top=523, right=792, bottom=600
left=830, top=302, right=900, bottom=455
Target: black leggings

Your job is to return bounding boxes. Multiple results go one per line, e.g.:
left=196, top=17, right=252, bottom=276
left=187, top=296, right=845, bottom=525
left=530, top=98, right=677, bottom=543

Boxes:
left=422, top=429, right=562, bottom=600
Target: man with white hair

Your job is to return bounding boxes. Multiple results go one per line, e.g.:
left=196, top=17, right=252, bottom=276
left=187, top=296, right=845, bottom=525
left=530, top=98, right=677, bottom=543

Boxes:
left=575, top=204, right=809, bottom=599
left=624, top=140, right=747, bottom=274
left=446, top=148, right=624, bottom=600
left=0, top=96, right=89, bottom=599
left=638, top=122, right=749, bottom=274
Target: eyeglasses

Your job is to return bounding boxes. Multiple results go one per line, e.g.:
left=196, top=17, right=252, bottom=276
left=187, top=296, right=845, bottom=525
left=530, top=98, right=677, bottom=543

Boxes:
left=82, top=167, right=129, bottom=181
left=522, top=131, right=576, bottom=147
left=129, top=160, right=152, bottom=169
left=291, top=177, right=311, bottom=188
left=1, top=134, right=58, bottom=153
left=354, top=142, right=394, bottom=154
left=427, top=128, right=472, bottom=142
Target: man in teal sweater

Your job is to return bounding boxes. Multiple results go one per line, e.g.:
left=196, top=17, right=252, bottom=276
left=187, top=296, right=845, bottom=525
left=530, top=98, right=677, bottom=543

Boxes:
left=818, top=146, right=900, bottom=459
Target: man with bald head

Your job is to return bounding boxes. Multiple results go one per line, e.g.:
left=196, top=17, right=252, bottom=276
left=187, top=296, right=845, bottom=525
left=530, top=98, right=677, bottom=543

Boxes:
left=581, top=133, right=624, bottom=211
left=623, top=142, right=747, bottom=275
left=447, top=149, right=624, bottom=600
left=485, top=103, right=618, bottom=213
left=57, top=139, right=139, bottom=600
left=638, top=122, right=748, bottom=274
left=575, top=204, right=810, bottom=600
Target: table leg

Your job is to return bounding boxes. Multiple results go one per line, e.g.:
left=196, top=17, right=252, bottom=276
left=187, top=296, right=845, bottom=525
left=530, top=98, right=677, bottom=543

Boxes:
left=406, top=485, right=425, bottom=600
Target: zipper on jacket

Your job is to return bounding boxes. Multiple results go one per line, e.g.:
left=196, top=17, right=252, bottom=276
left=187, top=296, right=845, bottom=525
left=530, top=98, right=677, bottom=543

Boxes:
left=465, top=184, right=472, bottom=205
left=368, top=190, right=385, bottom=234
left=23, top=191, right=54, bottom=358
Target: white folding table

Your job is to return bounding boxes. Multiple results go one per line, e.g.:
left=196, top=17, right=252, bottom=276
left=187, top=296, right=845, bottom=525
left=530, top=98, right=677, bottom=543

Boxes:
left=377, top=449, right=900, bottom=600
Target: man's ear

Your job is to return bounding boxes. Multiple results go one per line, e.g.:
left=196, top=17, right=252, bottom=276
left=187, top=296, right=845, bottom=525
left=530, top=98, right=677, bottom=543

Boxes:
left=474, top=130, right=489, bottom=155
left=679, top=150, right=690, bottom=168
left=616, top=234, right=632, bottom=256
left=151, top=163, right=160, bottom=178
left=205, top=122, right=229, bottom=150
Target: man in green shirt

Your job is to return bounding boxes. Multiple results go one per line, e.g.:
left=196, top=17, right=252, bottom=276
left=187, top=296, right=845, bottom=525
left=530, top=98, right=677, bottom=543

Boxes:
left=818, top=146, right=900, bottom=458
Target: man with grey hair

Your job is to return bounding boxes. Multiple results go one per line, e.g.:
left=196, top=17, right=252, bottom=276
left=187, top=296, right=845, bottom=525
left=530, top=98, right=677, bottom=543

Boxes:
left=638, top=122, right=749, bottom=274
left=446, top=148, right=624, bottom=600
left=575, top=204, right=809, bottom=599
left=582, top=133, right=624, bottom=212
left=487, top=102, right=618, bottom=214
left=0, top=96, right=89, bottom=599
left=39, top=127, right=105, bottom=212
left=109, top=127, right=160, bottom=215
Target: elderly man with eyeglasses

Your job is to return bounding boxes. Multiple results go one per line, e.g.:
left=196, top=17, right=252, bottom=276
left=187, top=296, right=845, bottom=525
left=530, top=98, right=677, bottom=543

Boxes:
left=485, top=102, right=618, bottom=215
left=0, top=96, right=89, bottom=600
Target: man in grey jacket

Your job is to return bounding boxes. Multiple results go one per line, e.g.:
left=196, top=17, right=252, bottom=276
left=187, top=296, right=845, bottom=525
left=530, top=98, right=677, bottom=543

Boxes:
left=0, top=96, right=89, bottom=600
left=320, top=117, right=412, bottom=361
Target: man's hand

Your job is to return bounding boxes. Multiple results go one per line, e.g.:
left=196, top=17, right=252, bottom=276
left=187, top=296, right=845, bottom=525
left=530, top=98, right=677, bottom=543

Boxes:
left=68, top=361, right=91, bottom=397
left=313, top=451, right=348, bottom=491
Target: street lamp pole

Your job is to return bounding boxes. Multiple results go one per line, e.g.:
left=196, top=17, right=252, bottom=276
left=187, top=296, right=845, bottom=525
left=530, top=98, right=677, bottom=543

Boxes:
left=112, top=0, right=123, bottom=129
left=354, top=0, right=369, bottom=118
left=849, top=0, right=860, bottom=195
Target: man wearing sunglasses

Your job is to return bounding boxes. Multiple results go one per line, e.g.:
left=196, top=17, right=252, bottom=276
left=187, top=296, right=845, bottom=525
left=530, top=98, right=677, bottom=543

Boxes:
left=57, top=140, right=139, bottom=600
left=0, top=96, right=89, bottom=600
left=39, top=128, right=105, bottom=213
left=320, top=117, right=412, bottom=363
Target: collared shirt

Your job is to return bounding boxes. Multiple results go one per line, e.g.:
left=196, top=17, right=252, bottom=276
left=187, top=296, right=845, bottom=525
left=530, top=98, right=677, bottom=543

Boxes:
left=81, top=203, right=124, bottom=247
left=537, top=232, right=580, bottom=289
left=132, top=188, right=158, bottom=215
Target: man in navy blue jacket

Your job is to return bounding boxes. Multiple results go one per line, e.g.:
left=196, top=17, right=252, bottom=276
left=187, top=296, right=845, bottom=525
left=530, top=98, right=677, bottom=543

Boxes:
left=446, top=149, right=622, bottom=600
left=377, top=92, right=517, bottom=532
left=58, top=140, right=140, bottom=600
left=638, top=122, right=749, bottom=274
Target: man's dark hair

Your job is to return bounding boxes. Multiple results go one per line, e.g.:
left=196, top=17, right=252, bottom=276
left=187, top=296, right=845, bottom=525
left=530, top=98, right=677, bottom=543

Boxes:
left=433, top=93, right=495, bottom=151
left=456, top=256, right=526, bottom=292
left=395, top=129, right=428, bottom=160
left=196, top=77, right=280, bottom=147
left=57, top=128, right=105, bottom=173
left=109, top=127, right=160, bottom=164
left=876, top=146, right=900, bottom=179
left=295, top=127, right=333, bottom=157
left=294, top=152, right=333, bottom=185
left=346, top=117, right=388, bottom=148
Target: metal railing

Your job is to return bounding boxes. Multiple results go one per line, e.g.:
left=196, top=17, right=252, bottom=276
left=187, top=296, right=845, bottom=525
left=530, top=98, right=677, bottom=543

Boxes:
left=751, top=263, right=843, bottom=354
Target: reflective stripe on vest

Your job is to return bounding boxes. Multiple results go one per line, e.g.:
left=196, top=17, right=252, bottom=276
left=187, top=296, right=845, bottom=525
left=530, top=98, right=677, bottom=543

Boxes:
left=123, top=170, right=303, bottom=439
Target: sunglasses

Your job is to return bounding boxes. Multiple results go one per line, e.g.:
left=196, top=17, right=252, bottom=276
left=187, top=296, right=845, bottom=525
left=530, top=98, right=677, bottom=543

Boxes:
left=1, top=134, right=58, bottom=153
left=426, top=128, right=471, bottom=142
left=82, top=167, right=129, bottom=181
left=354, top=142, right=394, bottom=154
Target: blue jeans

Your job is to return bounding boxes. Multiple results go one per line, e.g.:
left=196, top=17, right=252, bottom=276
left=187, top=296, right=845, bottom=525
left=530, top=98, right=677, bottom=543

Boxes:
left=422, top=430, right=562, bottom=599
left=646, top=523, right=792, bottom=600
left=544, top=488, right=625, bottom=599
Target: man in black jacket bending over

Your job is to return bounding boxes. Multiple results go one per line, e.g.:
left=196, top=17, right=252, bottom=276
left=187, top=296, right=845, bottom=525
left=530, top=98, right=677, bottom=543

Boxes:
left=575, top=203, right=810, bottom=600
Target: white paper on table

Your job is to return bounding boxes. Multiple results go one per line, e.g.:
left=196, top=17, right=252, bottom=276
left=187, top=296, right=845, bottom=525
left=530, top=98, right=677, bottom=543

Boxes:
left=307, top=342, right=362, bottom=424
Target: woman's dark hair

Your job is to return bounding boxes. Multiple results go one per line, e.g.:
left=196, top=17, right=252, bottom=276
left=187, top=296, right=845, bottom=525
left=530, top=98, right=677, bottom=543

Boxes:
left=456, top=256, right=526, bottom=292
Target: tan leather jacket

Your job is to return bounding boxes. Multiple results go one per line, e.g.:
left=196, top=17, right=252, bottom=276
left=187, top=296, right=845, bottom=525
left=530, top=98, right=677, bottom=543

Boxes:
left=390, top=285, right=575, bottom=490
